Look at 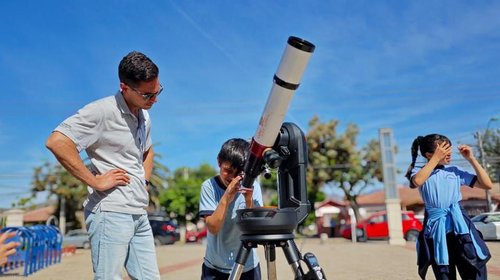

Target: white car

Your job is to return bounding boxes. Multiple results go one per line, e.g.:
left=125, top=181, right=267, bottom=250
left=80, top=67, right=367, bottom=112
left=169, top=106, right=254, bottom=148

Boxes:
left=471, top=212, right=500, bottom=241
left=63, top=229, right=90, bottom=249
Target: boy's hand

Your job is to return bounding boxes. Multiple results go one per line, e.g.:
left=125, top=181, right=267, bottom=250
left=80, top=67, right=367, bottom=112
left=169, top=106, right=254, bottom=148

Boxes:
left=458, top=144, right=475, bottom=161
left=432, top=142, right=451, bottom=161
left=225, top=175, right=243, bottom=202
left=240, top=187, right=254, bottom=203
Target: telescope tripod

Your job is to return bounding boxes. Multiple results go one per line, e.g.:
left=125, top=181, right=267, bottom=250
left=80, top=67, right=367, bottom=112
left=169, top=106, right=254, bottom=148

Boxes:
left=228, top=234, right=326, bottom=280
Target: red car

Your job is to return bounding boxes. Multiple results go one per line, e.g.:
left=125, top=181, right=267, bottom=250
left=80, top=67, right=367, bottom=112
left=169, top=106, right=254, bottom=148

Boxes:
left=341, top=210, right=422, bottom=242
left=185, top=227, right=207, bottom=244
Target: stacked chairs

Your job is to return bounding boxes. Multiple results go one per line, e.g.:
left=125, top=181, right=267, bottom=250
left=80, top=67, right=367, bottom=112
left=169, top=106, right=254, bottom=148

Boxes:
left=0, top=225, right=63, bottom=276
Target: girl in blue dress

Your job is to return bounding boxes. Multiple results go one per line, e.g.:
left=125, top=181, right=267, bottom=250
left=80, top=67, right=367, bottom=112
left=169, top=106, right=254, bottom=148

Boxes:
left=405, top=134, right=493, bottom=280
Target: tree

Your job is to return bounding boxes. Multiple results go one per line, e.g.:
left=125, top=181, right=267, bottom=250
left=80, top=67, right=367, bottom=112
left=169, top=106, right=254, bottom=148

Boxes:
left=481, top=128, right=500, bottom=182
left=306, top=116, right=383, bottom=220
left=148, top=152, right=170, bottom=211
left=32, top=160, right=88, bottom=230
left=159, top=163, right=217, bottom=224
left=30, top=148, right=171, bottom=230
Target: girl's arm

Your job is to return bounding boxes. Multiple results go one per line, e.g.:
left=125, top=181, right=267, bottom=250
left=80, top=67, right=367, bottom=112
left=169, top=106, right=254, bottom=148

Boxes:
left=412, top=142, right=451, bottom=188
left=458, top=145, right=493, bottom=190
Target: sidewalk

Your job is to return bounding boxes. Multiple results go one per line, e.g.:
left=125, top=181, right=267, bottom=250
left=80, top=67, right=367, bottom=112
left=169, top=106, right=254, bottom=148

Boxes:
left=2, top=238, right=499, bottom=279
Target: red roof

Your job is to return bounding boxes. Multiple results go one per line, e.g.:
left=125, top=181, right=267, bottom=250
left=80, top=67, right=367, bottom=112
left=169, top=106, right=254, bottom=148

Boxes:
left=356, top=183, right=500, bottom=206
left=23, top=206, right=56, bottom=222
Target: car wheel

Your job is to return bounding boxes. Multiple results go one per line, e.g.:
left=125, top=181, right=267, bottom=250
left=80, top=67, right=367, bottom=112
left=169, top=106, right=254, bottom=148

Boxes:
left=154, top=237, right=163, bottom=247
left=356, top=229, right=367, bottom=242
left=82, top=241, right=90, bottom=249
left=405, top=230, right=419, bottom=242
left=199, top=237, right=207, bottom=246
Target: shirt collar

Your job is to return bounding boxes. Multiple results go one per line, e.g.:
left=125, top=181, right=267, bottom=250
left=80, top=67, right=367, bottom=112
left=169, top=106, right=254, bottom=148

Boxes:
left=115, top=91, right=135, bottom=116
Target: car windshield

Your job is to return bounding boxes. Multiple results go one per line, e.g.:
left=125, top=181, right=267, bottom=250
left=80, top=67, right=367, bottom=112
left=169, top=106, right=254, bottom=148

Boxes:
left=471, top=214, right=485, bottom=222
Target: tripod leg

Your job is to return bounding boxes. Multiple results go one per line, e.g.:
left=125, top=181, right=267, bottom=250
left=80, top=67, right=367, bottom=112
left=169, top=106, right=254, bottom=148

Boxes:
left=264, top=244, right=277, bottom=280
left=281, top=239, right=305, bottom=279
left=229, top=242, right=252, bottom=280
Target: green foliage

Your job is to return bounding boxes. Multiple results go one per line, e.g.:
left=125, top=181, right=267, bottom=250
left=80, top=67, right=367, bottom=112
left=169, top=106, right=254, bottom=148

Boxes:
left=31, top=160, right=88, bottom=230
left=482, top=128, right=500, bottom=182
left=148, top=152, right=170, bottom=210
left=159, top=163, right=217, bottom=224
left=29, top=146, right=171, bottom=230
left=306, top=116, right=383, bottom=220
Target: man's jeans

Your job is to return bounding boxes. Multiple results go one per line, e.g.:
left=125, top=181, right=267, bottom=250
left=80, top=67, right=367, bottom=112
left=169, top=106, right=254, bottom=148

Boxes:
left=85, top=208, right=160, bottom=280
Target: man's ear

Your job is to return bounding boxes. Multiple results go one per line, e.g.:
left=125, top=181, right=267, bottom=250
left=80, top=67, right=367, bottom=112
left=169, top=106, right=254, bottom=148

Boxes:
left=119, top=82, right=127, bottom=93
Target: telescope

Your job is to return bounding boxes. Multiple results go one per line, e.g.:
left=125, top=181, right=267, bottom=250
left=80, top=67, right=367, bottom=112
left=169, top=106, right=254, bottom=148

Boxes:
left=241, top=36, right=315, bottom=191
left=230, top=37, right=327, bottom=280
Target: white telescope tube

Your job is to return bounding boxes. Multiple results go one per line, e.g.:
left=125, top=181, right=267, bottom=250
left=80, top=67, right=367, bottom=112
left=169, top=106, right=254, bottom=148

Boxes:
left=241, top=36, right=315, bottom=189
left=254, top=37, right=315, bottom=146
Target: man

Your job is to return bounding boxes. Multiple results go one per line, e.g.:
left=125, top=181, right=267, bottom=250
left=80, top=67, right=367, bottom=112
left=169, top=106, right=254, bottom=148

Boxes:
left=46, top=51, right=163, bottom=279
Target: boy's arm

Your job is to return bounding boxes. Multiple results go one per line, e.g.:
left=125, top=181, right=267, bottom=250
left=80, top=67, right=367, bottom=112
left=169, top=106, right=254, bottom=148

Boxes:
left=243, top=189, right=254, bottom=208
left=205, top=175, right=242, bottom=235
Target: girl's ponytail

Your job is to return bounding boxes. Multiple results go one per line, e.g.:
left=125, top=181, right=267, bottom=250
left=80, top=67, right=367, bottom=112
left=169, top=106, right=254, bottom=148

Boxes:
left=405, top=136, right=422, bottom=183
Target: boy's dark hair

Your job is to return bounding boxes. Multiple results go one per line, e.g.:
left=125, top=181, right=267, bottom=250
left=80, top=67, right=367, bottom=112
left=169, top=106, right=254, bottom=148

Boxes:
left=405, top=133, right=452, bottom=181
left=217, top=138, right=249, bottom=172
left=118, top=51, right=159, bottom=88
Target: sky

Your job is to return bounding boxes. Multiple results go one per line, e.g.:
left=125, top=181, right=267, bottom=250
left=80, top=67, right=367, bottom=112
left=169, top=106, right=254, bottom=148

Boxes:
left=0, top=1, right=499, bottom=209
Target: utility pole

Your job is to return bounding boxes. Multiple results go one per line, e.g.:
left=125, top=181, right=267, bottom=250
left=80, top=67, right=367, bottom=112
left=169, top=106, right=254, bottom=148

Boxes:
left=476, top=131, right=493, bottom=212
left=379, top=128, right=405, bottom=245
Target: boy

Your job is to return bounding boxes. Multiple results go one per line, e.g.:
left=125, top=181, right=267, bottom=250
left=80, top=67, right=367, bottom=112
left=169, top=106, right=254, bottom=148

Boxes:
left=199, top=138, right=263, bottom=280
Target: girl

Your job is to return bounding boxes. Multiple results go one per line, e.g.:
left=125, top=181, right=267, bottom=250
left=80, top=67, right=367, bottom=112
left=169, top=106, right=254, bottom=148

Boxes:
left=406, top=134, right=493, bottom=280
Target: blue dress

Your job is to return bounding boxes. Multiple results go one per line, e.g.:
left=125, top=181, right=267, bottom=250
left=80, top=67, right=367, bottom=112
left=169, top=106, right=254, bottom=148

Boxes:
left=411, top=165, right=490, bottom=279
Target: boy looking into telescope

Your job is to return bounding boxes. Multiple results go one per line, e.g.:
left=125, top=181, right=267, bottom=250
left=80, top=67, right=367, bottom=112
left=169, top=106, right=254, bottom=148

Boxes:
left=199, top=138, right=263, bottom=280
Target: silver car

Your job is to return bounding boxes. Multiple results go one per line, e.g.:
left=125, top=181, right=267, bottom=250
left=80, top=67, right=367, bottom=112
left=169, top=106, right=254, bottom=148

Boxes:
left=63, top=229, right=90, bottom=249
left=471, top=212, right=500, bottom=241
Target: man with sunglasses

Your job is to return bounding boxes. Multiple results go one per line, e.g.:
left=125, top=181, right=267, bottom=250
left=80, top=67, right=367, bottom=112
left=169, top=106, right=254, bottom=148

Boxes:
left=46, top=51, right=163, bottom=279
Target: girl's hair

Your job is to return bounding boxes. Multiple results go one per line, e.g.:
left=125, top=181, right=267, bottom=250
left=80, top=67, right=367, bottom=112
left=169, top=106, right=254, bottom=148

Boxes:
left=404, top=134, right=451, bottom=181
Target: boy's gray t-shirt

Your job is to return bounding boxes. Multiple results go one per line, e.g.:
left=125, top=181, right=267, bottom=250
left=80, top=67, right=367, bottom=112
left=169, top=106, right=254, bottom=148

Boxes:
left=199, top=177, right=263, bottom=273
left=54, top=92, right=152, bottom=214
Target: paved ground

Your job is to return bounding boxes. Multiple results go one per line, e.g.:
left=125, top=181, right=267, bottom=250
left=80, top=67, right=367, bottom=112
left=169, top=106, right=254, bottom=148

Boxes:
left=1, top=238, right=499, bottom=279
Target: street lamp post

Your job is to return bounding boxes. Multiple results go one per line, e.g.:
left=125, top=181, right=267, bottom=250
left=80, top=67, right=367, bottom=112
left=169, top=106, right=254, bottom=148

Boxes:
left=477, top=116, right=499, bottom=212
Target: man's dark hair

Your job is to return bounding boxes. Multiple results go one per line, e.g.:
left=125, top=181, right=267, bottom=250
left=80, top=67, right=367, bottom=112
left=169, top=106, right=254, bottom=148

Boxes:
left=217, top=138, right=249, bottom=172
left=118, top=51, right=159, bottom=88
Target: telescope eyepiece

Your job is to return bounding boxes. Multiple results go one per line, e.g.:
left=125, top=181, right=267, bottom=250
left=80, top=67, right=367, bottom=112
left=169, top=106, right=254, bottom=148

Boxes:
left=263, top=149, right=282, bottom=169
left=287, top=36, right=315, bottom=53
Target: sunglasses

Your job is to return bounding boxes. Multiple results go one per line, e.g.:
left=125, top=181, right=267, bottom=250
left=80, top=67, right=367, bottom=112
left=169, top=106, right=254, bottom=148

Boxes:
left=128, top=84, right=163, bottom=100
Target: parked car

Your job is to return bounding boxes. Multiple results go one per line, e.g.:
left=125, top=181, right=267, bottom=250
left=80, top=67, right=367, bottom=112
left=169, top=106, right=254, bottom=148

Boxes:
left=63, top=229, right=90, bottom=249
left=185, top=227, right=207, bottom=244
left=148, top=215, right=180, bottom=246
left=471, top=212, right=500, bottom=240
left=341, top=210, right=423, bottom=242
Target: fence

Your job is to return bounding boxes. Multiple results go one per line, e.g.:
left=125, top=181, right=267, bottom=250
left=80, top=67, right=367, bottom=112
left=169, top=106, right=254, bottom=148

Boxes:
left=0, top=225, right=62, bottom=276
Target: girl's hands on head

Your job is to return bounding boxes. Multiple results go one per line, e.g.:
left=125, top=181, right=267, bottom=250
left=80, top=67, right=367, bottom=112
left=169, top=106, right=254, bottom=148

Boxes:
left=458, top=144, right=475, bottom=161
left=432, top=142, right=452, bottom=161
